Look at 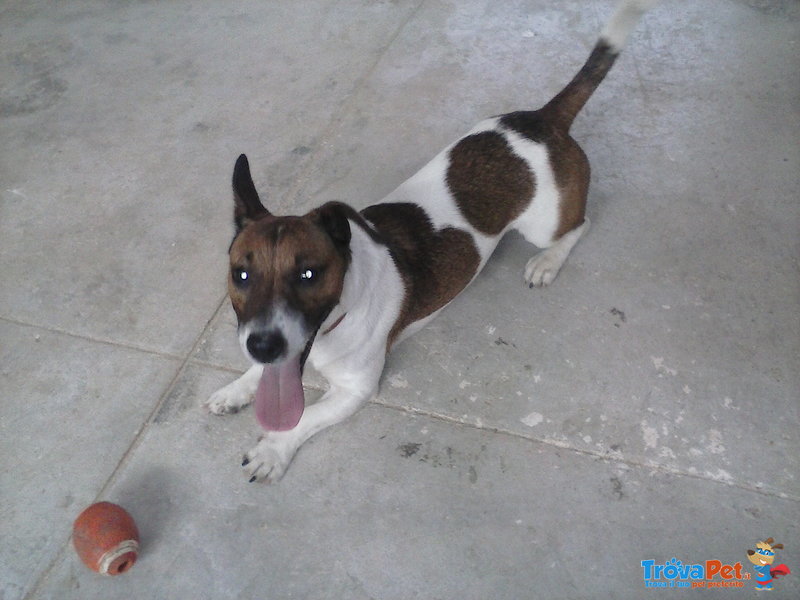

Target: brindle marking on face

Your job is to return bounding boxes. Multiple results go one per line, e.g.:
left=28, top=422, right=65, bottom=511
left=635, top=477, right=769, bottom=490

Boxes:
left=361, top=202, right=480, bottom=347
left=228, top=215, right=349, bottom=333
left=446, top=130, right=535, bottom=236
left=500, top=111, right=589, bottom=238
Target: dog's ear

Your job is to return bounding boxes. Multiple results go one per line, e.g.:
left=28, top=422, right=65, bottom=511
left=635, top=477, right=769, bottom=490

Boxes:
left=310, top=202, right=352, bottom=252
left=232, top=154, right=269, bottom=232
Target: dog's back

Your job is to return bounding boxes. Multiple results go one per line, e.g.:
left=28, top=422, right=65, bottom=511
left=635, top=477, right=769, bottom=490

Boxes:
left=359, top=0, right=657, bottom=341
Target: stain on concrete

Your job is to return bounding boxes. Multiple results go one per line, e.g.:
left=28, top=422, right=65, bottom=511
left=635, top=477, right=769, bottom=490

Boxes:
left=521, top=411, right=544, bottom=427
left=743, top=0, right=799, bottom=17
left=1, top=40, right=72, bottom=117
left=1, top=74, right=68, bottom=117
left=398, top=442, right=421, bottom=458
left=651, top=356, right=678, bottom=377
left=641, top=421, right=659, bottom=449
left=610, top=476, right=624, bottom=500
left=610, top=307, right=626, bottom=327
left=744, top=507, right=762, bottom=519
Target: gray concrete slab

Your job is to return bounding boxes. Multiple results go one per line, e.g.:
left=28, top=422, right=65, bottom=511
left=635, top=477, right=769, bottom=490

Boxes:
left=0, top=0, right=423, bottom=355
left=29, top=364, right=800, bottom=599
left=198, top=0, right=800, bottom=496
left=1, top=0, right=798, bottom=599
left=0, top=321, right=180, bottom=600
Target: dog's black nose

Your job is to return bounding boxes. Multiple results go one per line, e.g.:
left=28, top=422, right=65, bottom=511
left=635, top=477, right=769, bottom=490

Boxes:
left=246, top=331, right=287, bottom=364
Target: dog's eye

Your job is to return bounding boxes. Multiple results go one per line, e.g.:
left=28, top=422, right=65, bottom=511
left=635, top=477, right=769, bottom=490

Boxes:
left=299, top=268, right=316, bottom=283
left=232, top=268, right=250, bottom=287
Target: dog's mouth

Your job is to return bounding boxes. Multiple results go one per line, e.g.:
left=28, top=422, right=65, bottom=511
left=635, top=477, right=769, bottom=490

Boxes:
left=252, top=329, right=318, bottom=432
left=254, top=354, right=304, bottom=431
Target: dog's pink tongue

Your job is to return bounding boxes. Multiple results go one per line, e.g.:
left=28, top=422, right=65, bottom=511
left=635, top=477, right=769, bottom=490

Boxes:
left=254, top=356, right=304, bottom=431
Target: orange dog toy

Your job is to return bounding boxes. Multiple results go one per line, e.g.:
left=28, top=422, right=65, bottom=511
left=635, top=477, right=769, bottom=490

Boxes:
left=72, top=502, right=139, bottom=575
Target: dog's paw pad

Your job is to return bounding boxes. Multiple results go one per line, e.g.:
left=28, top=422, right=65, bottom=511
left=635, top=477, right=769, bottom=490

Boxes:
left=242, top=436, right=295, bottom=483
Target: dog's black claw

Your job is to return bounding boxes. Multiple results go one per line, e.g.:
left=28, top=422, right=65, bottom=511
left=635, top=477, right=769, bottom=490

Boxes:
left=242, top=456, right=250, bottom=466
left=249, top=475, right=257, bottom=483
left=529, top=282, right=534, bottom=289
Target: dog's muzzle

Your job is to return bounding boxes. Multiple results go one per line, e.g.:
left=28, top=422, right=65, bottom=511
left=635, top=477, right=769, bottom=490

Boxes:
left=246, top=330, right=287, bottom=364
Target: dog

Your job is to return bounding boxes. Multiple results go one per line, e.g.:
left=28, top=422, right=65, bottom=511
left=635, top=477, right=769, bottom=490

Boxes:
left=205, top=0, right=656, bottom=482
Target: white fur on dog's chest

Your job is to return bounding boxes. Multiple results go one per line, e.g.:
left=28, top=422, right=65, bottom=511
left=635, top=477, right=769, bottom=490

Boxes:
left=309, top=222, right=404, bottom=376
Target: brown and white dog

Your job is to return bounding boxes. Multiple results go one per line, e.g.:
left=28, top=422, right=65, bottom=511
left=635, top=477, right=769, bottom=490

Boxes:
left=205, top=0, right=656, bottom=482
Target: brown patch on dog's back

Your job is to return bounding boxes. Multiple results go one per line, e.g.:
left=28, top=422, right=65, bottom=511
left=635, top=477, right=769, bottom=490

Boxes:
left=500, top=111, right=589, bottom=239
left=361, top=203, right=480, bottom=347
left=446, top=131, right=535, bottom=236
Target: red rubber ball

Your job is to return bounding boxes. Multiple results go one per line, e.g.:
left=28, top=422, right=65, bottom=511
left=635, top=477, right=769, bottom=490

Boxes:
left=72, top=502, right=140, bottom=575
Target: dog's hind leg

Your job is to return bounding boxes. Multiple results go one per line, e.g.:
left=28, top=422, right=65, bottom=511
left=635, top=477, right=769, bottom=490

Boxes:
left=501, top=116, right=591, bottom=288
left=204, top=364, right=262, bottom=415
left=523, top=218, right=589, bottom=287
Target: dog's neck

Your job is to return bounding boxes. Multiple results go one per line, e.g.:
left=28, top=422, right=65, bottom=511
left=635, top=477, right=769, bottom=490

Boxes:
left=321, top=312, right=347, bottom=335
left=317, top=216, right=400, bottom=337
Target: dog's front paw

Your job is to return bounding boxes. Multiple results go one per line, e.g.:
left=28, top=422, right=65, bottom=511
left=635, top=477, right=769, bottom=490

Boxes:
left=524, top=250, right=562, bottom=287
left=203, top=382, right=253, bottom=415
left=241, top=434, right=297, bottom=483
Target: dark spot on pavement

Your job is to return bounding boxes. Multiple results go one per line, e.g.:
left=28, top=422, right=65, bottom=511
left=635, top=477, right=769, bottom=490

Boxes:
left=610, top=476, right=624, bottom=500
left=398, top=442, right=421, bottom=458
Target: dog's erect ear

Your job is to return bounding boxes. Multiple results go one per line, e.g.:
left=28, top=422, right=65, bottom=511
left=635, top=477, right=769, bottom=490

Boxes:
left=310, top=202, right=352, bottom=252
left=232, top=154, right=269, bottom=232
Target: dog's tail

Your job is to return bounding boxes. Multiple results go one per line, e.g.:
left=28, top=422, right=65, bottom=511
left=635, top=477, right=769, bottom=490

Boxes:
left=541, top=0, right=657, bottom=129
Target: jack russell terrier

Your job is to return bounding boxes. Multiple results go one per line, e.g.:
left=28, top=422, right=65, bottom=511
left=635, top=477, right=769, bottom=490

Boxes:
left=205, top=0, right=657, bottom=482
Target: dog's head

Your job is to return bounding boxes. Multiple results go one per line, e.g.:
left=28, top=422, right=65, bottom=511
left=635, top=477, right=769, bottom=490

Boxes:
left=227, top=154, right=351, bottom=430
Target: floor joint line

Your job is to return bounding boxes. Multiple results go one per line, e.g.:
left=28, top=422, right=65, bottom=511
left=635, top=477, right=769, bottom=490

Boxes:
left=22, top=292, right=229, bottom=600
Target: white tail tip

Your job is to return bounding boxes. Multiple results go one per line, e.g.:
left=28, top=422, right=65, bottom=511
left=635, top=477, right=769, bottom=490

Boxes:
left=601, top=0, right=658, bottom=51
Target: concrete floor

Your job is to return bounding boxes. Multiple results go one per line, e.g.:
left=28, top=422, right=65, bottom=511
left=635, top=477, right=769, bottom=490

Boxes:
left=1, top=0, right=798, bottom=598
